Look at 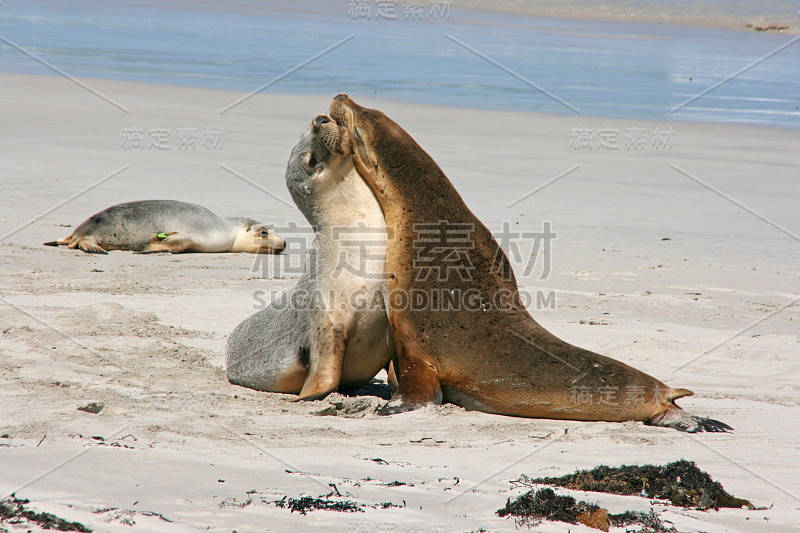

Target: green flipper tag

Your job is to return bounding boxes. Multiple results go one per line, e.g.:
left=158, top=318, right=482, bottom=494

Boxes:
left=156, top=233, right=169, bottom=239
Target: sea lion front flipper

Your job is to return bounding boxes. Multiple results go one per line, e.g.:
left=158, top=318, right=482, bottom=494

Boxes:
left=295, top=321, right=347, bottom=402
left=380, top=343, right=442, bottom=414
left=385, top=359, right=399, bottom=397
left=137, top=231, right=192, bottom=254
left=76, top=237, right=108, bottom=255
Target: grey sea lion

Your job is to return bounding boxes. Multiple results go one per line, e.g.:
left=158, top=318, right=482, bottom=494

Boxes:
left=225, top=114, right=396, bottom=399
left=329, top=94, right=730, bottom=432
left=44, top=200, right=285, bottom=254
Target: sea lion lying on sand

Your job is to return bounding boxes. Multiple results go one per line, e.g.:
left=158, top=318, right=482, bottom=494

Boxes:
left=44, top=200, right=285, bottom=254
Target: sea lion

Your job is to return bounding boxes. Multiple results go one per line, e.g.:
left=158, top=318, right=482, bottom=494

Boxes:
left=225, top=114, right=396, bottom=399
left=44, top=200, right=285, bottom=254
left=329, top=94, right=730, bottom=432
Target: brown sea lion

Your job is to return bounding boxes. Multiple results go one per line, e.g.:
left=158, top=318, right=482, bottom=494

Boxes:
left=329, top=94, right=730, bottom=432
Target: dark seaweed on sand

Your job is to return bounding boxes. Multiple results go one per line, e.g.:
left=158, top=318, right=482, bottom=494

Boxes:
left=0, top=495, right=92, bottom=532
left=610, top=509, right=674, bottom=530
left=527, top=459, right=753, bottom=509
left=497, top=488, right=676, bottom=532
left=497, top=487, right=597, bottom=524
left=272, top=496, right=364, bottom=515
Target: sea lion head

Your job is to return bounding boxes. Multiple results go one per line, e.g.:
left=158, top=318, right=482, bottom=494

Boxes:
left=286, top=113, right=353, bottom=226
left=328, top=94, right=424, bottom=204
left=231, top=219, right=285, bottom=254
left=248, top=223, right=286, bottom=254
left=328, top=94, right=381, bottom=176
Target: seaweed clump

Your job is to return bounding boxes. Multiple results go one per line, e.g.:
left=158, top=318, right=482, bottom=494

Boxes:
left=498, top=487, right=596, bottom=525
left=272, top=496, right=364, bottom=515
left=497, top=488, right=676, bottom=532
left=528, top=460, right=753, bottom=509
left=499, top=461, right=755, bottom=531
left=0, top=495, right=92, bottom=532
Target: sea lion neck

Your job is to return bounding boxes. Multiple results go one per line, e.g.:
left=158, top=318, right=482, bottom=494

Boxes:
left=366, top=125, right=471, bottom=227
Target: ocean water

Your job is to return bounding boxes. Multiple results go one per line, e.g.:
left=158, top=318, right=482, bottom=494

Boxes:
left=1, top=0, right=798, bottom=128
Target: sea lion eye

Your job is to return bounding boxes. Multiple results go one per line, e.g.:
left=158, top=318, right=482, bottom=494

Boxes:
left=307, top=153, right=318, bottom=168
left=260, top=230, right=269, bottom=237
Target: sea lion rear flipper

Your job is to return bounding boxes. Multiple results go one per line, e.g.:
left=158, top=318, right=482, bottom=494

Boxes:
left=43, top=235, right=72, bottom=247
left=645, top=408, right=733, bottom=433
left=295, top=322, right=347, bottom=402
left=379, top=344, right=442, bottom=414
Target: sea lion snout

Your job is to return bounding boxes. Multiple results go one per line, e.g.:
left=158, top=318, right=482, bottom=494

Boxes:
left=329, top=94, right=354, bottom=126
left=265, top=234, right=286, bottom=254
left=261, top=229, right=286, bottom=254
left=312, top=113, right=349, bottom=155
left=312, top=114, right=332, bottom=130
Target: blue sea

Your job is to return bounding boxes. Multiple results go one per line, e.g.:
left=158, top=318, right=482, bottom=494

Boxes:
left=1, top=0, right=798, bottom=128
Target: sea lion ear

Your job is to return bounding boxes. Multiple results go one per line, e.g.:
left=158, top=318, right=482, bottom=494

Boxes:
left=354, top=132, right=373, bottom=169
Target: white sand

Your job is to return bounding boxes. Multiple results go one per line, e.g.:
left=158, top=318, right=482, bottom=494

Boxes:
left=163, top=0, right=799, bottom=33
left=458, top=0, right=798, bottom=32
left=1, top=73, right=799, bottom=532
